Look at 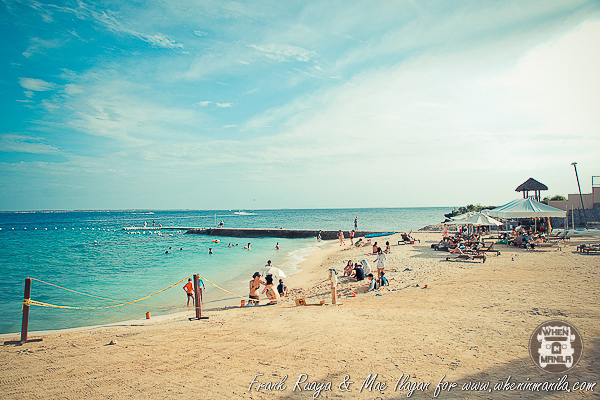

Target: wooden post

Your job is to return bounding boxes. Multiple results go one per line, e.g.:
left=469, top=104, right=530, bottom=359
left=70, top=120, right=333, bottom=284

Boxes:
left=189, top=274, right=208, bottom=321
left=329, top=269, right=337, bottom=305
left=21, top=278, right=31, bottom=343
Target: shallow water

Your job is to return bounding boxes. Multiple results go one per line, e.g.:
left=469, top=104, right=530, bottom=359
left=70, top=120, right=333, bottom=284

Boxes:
left=0, top=208, right=449, bottom=334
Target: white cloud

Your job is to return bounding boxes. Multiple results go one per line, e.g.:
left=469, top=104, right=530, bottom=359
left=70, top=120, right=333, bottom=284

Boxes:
left=22, top=37, right=63, bottom=58
left=249, top=44, right=317, bottom=63
left=216, top=102, right=233, bottom=108
left=0, top=134, right=61, bottom=154
left=196, top=101, right=212, bottom=107
left=18, top=77, right=56, bottom=91
left=223, top=124, right=237, bottom=128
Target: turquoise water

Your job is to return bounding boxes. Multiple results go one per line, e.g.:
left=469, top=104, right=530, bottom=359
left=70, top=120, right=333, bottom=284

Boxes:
left=0, top=208, right=449, bottom=334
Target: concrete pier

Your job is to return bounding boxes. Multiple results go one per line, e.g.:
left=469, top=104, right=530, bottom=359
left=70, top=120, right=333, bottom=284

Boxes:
left=185, top=228, right=390, bottom=240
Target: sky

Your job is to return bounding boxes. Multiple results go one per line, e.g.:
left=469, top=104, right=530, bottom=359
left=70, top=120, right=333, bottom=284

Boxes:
left=1, top=0, right=599, bottom=211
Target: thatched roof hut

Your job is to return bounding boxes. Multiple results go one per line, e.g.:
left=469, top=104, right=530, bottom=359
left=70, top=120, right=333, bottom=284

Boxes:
left=515, top=178, right=548, bottom=201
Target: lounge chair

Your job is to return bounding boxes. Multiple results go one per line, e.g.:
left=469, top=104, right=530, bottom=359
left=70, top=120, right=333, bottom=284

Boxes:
left=577, top=244, right=600, bottom=254
left=475, top=242, right=500, bottom=256
left=446, top=254, right=487, bottom=263
left=548, top=231, right=570, bottom=241
left=529, top=240, right=561, bottom=251
left=399, top=231, right=420, bottom=244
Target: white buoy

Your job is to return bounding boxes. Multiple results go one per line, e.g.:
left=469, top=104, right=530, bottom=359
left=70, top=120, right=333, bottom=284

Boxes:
left=45, top=228, right=48, bottom=230
left=34, top=227, right=37, bottom=230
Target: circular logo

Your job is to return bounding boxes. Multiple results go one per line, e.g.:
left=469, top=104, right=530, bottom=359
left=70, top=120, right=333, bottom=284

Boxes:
left=529, top=320, right=583, bottom=373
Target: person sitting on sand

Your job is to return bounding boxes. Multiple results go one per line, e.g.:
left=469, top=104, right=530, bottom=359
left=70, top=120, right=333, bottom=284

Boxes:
left=262, top=275, right=279, bottom=305
left=384, top=241, right=391, bottom=254
left=366, top=273, right=378, bottom=292
left=354, top=238, right=364, bottom=247
left=249, top=272, right=263, bottom=305
left=351, top=263, right=365, bottom=281
left=277, top=279, right=289, bottom=297
left=183, top=278, right=194, bottom=306
left=360, top=259, right=372, bottom=276
left=372, top=242, right=378, bottom=255
left=380, top=271, right=389, bottom=287
left=344, top=260, right=354, bottom=277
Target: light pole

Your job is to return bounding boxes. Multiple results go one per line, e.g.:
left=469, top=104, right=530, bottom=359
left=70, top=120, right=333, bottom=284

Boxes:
left=571, top=162, right=587, bottom=227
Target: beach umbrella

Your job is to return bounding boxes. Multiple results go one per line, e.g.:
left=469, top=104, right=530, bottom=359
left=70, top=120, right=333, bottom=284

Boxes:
left=446, top=213, right=503, bottom=226
left=487, top=198, right=565, bottom=218
left=261, top=266, right=287, bottom=279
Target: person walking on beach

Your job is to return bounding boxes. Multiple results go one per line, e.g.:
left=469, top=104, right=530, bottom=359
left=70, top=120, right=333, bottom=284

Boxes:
left=350, top=230, right=355, bottom=245
left=338, top=230, right=345, bottom=246
left=317, top=230, right=322, bottom=242
left=374, top=247, right=386, bottom=280
left=249, top=272, right=263, bottom=305
left=183, top=278, right=194, bottom=306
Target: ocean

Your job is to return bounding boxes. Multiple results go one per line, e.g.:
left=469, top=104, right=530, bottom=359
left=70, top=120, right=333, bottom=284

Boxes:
left=0, top=208, right=449, bottom=335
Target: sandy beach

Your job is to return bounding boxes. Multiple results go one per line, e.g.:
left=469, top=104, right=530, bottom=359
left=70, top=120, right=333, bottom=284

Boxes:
left=1, top=232, right=599, bottom=399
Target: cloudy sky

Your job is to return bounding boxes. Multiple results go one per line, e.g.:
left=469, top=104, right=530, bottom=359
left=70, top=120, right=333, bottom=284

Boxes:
left=1, top=0, right=599, bottom=211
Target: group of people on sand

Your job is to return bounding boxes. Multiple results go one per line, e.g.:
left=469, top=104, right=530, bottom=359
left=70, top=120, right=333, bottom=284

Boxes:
left=342, top=248, right=389, bottom=291
left=248, top=262, right=289, bottom=306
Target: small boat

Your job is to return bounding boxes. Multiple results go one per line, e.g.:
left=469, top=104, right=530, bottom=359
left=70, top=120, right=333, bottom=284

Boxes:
left=233, top=211, right=257, bottom=216
left=365, top=232, right=395, bottom=238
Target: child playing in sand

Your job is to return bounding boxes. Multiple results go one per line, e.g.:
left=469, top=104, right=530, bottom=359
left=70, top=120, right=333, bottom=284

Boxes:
left=277, top=279, right=288, bottom=297
left=262, top=275, right=279, bottom=305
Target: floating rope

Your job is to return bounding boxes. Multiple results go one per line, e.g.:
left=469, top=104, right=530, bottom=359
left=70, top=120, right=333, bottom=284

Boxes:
left=25, top=275, right=193, bottom=310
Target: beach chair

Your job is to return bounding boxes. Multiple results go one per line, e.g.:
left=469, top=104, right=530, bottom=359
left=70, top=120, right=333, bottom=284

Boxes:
left=446, top=254, right=487, bottom=263
left=399, top=231, right=420, bottom=244
left=475, top=242, right=500, bottom=256
left=577, top=244, right=600, bottom=254
left=529, top=240, right=561, bottom=251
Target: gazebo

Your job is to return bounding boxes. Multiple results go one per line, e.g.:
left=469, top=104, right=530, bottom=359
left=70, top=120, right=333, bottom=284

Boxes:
left=515, top=178, right=548, bottom=202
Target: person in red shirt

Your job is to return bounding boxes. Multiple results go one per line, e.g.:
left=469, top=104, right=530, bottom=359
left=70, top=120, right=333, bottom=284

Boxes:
left=183, top=278, right=194, bottom=306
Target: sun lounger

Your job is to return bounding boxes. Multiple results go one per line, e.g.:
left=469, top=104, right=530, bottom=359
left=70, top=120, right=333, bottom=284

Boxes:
left=548, top=231, right=570, bottom=241
left=528, top=240, right=561, bottom=251
left=399, top=231, right=420, bottom=244
left=475, top=242, right=500, bottom=256
left=577, top=244, right=600, bottom=254
left=446, top=254, right=486, bottom=263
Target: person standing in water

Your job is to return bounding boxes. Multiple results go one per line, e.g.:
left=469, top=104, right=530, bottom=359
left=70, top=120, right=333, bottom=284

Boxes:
left=354, top=216, right=358, bottom=230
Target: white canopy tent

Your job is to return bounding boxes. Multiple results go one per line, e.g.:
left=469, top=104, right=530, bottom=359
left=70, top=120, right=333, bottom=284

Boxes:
left=446, top=213, right=503, bottom=226
left=487, top=198, right=565, bottom=218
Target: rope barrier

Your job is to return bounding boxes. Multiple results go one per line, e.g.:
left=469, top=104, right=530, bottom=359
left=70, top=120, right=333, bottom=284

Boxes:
left=197, top=273, right=260, bottom=302
left=26, top=275, right=193, bottom=310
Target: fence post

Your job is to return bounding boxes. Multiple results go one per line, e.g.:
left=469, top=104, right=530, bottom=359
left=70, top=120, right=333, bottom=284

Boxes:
left=21, top=278, right=31, bottom=343
left=189, top=274, right=208, bottom=321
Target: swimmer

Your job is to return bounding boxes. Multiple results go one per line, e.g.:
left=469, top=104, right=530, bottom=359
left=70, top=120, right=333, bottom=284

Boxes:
left=209, top=248, right=213, bottom=254
left=275, top=242, right=280, bottom=250
left=244, top=242, right=251, bottom=250
left=228, top=243, right=232, bottom=247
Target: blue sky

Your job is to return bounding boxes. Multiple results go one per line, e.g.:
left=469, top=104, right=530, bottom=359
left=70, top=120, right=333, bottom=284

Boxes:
left=1, top=0, right=599, bottom=211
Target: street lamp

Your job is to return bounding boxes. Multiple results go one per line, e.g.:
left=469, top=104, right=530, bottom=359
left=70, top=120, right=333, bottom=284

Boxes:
left=571, top=162, right=587, bottom=227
